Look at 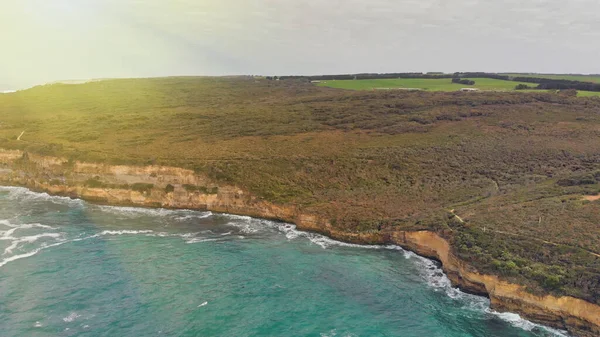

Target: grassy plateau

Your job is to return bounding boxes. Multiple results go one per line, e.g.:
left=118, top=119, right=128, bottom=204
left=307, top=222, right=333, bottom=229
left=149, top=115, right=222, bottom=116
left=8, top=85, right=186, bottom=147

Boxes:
left=318, top=77, right=600, bottom=97
left=0, top=76, right=600, bottom=306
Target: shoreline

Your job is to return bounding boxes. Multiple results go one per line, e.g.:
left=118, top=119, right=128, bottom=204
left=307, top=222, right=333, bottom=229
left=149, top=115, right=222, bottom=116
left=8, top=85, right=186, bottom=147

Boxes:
left=0, top=184, right=569, bottom=336
left=1, top=149, right=599, bottom=336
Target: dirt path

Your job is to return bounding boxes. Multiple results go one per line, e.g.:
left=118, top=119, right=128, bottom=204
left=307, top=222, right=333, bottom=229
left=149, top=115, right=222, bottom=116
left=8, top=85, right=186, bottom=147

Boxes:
left=484, top=228, right=600, bottom=258
left=451, top=210, right=600, bottom=258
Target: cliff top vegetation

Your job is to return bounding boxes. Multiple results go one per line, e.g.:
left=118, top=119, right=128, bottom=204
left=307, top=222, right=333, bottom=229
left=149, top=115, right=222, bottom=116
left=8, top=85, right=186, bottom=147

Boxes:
left=0, top=76, right=599, bottom=304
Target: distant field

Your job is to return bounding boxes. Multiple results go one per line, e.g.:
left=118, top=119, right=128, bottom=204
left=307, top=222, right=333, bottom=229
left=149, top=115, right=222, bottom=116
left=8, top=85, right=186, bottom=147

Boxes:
left=503, top=74, right=600, bottom=83
left=317, top=77, right=600, bottom=97
left=577, top=90, right=600, bottom=97
left=317, top=78, right=538, bottom=92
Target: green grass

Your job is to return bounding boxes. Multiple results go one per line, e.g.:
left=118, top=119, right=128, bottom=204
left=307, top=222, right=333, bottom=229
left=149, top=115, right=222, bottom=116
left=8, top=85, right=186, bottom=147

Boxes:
left=317, top=78, right=538, bottom=91
left=503, top=73, right=600, bottom=83
left=318, top=77, right=600, bottom=97
left=502, top=74, right=600, bottom=97
left=576, top=90, right=600, bottom=97
left=1, top=77, right=600, bottom=304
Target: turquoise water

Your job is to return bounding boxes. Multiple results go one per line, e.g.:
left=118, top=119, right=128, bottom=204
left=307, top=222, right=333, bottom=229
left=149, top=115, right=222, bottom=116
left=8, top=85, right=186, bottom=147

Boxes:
left=0, top=186, right=568, bottom=337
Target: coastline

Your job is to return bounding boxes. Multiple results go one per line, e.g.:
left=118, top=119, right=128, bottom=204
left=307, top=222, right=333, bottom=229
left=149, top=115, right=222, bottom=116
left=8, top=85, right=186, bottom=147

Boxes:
left=1, top=148, right=599, bottom=337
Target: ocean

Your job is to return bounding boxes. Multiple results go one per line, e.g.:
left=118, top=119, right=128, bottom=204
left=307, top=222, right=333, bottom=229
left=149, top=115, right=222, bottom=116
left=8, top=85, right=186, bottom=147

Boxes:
left=0, top=186, right=568, bottom=337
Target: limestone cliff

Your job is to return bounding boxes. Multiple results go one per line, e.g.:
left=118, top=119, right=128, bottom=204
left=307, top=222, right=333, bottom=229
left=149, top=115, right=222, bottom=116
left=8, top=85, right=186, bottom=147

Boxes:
left=0, top=149, right=598, bottom=337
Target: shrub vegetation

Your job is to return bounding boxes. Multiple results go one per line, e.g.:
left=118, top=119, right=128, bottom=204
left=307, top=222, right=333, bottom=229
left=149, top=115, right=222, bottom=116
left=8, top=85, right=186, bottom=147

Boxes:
left=0, top=77, right=599, bottom=304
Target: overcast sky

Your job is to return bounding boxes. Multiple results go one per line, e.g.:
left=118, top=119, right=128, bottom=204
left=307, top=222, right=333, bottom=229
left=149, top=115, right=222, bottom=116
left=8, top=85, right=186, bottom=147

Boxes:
left=1, top=0, right=599, bottom=90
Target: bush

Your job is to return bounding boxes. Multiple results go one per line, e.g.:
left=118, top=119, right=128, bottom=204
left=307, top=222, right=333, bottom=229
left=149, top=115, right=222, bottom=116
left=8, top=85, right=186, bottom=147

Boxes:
left=182, top=184, right=218, bottom=194
left=452, top=78, right=475, bottom=85
left=131, top=183, right=154, bottom=193
left=558, top=89, right=578, bottom=97
left=49, top=179, right=62, bottom=186
left=183, top=184, right=199, bottom=192
left=542, top=274, right=563, bottom=290
left=557, top=175, right=597, bottom=186
left=84, top=178, right=105, bottom=188
left=515, top=84, right=531, bottom=90
left=165, top=184, right=175, bottom=193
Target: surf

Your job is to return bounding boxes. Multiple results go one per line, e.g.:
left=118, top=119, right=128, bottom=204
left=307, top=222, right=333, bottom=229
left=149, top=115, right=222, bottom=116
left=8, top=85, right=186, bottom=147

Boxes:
left=0, top=186, right=569, bottom=336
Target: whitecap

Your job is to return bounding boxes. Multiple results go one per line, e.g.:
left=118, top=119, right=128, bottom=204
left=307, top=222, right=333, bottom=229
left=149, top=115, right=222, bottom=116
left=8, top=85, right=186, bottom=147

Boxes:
left=96, top=205, right=177, bottom=217
left=99, top=229, right=154, bottom=236
left=0, top=240, right=69, bottom=268
left=225, top=221, right=260, bottom=234
left=4, top=233, right=64, bottom=255
left=174, top=212, right=213, bottom=221
left=96, top=205, right=212, bottom=221
left=62, top=312, right=81, bottom=323
left=320, top=329, right=337, bottom=337
left=273, top=221, right=568, bottom=336
left=0, top=220, right=16, bottom=228
left=220, top=214, right=253, bottom=221
left=273, top=222, right=387, bottom=250
left=145, top=231, right=202, bottom=240
left=0, top=221, right=56, bottom=236
left=401, top=248, right=569, bottom=336
left=0, top=186, right=83, bottom=207
left=197, top=301, right=208, bottom=307
left=185, top=238, right=219, bottom=244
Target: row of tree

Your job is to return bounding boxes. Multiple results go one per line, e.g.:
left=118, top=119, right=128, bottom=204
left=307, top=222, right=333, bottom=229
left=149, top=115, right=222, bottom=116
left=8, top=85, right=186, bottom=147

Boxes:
left=535, top=82, right=600, bottom=91
left=277, top=73, right=456, bottom=81
left=270, top=72, right=600, bottom=92
left=515, top=78, right=600, bottom=91
left=452, top=78, right=475, bottom=85
left=274, top=72, right=510, bottom=81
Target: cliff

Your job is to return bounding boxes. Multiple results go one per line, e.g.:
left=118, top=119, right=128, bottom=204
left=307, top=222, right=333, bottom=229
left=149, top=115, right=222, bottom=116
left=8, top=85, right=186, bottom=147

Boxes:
left=1, top=149, right=598, bottom=336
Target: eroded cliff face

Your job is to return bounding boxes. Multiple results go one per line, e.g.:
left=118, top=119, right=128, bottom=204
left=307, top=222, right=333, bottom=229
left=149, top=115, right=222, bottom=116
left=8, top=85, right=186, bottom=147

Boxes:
left=391, top=231, right=600, bottom=337
left=0, top=149, right=598, bottom=337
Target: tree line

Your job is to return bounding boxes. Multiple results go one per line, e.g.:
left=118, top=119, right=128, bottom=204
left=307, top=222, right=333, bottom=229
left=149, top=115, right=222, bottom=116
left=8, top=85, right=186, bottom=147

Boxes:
left=511, top=77, right=600, bottom=91
left=452, top=78, right=475, bottom=85
left=269, top=72, right=600, bottom=92
left=277, top=73, right=456, bottom=81
left=273, top=72, right=508, bottom=81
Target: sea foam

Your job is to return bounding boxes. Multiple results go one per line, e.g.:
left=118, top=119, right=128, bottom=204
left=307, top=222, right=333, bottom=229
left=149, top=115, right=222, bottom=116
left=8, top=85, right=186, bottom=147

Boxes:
left=0, top=186, right=573, bottom=335
left=0, top=186, right=83, bottom=207
left=96, top=205, right=211, bottom=220
left=272, top=222, right=569, bottom=336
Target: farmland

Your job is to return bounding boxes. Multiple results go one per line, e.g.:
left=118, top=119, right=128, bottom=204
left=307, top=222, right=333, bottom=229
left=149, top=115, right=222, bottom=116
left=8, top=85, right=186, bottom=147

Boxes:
left=317, top=77, right=600, bottom=97
left=316, top=77, right=534, bottom=91
left=503, top=73, right=600, bottom=83
left=1, top=77, right=600, bottom=306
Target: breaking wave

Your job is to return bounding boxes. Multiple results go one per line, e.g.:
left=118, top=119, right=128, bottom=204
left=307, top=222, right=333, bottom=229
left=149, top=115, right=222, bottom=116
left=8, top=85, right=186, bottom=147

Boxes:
left=0, top=186, right=83, bottom=207
left=0, top=219, right=67, bottom=267
left=95, top=205, right=212, bottom=220
left=0, top=186, right=572, bottom=335
left=230, top=220, right=569, bottom=336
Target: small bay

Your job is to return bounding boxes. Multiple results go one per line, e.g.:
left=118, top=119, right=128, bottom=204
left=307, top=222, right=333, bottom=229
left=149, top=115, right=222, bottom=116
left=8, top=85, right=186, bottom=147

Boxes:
left=0, top=186, right=566, bottom=337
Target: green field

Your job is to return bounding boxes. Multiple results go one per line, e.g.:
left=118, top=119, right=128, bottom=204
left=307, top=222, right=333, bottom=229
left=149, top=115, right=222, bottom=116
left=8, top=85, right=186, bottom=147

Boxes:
left=317, top=77, right=600, bottom=97
left=503, top=73, right=600, bottom=83
left=577, top=90, right=600, bottom=97
left=318, top=78, right=538, bottom=91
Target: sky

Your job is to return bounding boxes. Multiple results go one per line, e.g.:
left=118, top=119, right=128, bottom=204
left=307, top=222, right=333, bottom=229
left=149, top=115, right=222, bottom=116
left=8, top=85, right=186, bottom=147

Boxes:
left=1, top=0, right=600, bottom=90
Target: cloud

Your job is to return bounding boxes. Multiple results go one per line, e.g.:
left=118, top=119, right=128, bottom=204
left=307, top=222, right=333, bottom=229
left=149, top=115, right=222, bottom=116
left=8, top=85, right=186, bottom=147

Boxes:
left=1, top=0, right=599, bottom=89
